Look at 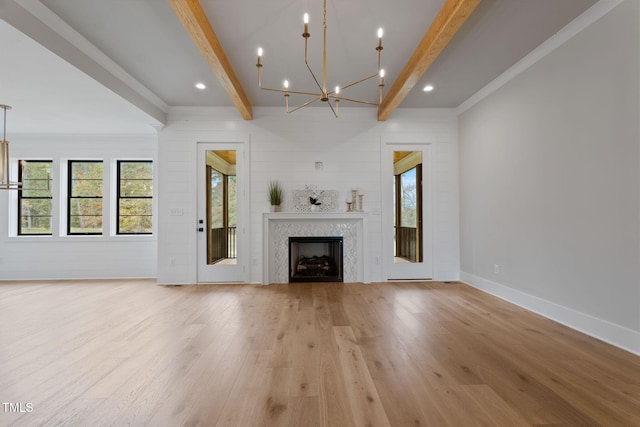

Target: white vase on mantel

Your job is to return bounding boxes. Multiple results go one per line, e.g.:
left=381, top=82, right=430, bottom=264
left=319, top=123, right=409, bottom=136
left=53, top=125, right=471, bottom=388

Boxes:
left=270, top=205, right=281, bottom=212
left=310, top=204, right=319, bottom=213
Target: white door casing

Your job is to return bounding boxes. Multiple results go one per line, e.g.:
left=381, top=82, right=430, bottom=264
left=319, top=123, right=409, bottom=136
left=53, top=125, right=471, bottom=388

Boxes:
left=197, top=142, right=248, bottom=283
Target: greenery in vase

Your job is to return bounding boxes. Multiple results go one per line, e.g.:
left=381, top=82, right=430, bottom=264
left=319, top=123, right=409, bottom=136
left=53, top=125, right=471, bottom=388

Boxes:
left=268, top=180, right=283, bottom=206
left=306, top=184, right=322, bottom=206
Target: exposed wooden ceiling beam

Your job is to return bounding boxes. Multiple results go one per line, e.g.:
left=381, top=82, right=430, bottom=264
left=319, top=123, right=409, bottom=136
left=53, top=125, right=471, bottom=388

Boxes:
left=168, top=0, right=253, bottom=120
left=377, top=0, right=480, bottom=121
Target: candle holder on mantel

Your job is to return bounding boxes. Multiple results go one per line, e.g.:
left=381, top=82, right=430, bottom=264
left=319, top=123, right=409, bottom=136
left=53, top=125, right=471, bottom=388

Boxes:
left=349, top=188, right=364, bottom=212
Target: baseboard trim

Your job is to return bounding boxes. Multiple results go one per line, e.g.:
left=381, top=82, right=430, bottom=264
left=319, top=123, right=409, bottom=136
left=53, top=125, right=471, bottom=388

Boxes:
left=460, top=272, right=640, bottom=356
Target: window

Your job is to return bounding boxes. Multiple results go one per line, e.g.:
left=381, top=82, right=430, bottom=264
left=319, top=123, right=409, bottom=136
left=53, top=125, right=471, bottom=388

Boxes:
left=18, top=160, right=52, bottom=235
left=68, top=161, right=103, bottom=235
left=117, top=161, right=152, bottom=234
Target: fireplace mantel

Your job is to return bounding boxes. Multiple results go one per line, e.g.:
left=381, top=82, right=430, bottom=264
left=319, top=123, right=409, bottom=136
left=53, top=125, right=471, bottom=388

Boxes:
left=263, top=212, right=368, bottom=284
left=263, top=212, right=368, bottom=221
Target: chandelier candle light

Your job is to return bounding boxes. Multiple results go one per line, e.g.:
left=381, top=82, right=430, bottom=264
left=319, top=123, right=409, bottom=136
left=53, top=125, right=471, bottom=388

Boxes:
left=256, top=0, right=385, bottom=117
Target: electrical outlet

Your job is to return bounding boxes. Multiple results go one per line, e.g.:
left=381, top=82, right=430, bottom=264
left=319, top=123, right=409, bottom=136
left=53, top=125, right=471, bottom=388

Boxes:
left=170, top=258, right=176, bottom=267
left=494, top=264, right=500, bottom=274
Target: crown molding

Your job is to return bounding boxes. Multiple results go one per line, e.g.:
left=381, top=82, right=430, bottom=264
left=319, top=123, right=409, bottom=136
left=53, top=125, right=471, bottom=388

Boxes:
left=456, top=0, right=624, bottom=115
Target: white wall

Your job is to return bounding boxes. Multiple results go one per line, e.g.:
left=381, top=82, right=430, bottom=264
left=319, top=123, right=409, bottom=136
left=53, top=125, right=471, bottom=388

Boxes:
left=157, top=107, right=459, bottom=284
left=0, top=134, right=157, bottom=280
left=459, top=0, right=640, bottom=354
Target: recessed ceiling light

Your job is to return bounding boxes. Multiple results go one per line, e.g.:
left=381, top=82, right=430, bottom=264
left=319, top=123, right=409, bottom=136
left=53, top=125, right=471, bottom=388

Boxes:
left=195, top=82, right=206, bottom=90
left=423, top=85, right=434, bottom=92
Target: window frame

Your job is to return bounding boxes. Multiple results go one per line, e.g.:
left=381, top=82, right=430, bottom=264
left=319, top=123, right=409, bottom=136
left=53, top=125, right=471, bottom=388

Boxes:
left=67, top=160, right=104, bottom=236
left=116, top=160, right=153, bottom=235
left=17, top=160, right=53, bottom=236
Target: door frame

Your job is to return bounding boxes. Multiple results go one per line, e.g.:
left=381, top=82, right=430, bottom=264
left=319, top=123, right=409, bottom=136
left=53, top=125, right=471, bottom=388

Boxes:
left=196, top=141, right=250, bottom=283
left=381, top=141, right=433, bottom=281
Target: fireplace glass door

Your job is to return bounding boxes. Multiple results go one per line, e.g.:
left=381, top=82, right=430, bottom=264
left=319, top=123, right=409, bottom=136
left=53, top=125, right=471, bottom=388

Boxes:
left=289, top=236, right=344, bottom=282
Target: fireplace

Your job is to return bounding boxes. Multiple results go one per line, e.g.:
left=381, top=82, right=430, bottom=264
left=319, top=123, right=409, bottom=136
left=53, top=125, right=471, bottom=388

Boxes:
left=263, top=212, right=367, bottom=284
left=288, top=236, right=343, bottom=282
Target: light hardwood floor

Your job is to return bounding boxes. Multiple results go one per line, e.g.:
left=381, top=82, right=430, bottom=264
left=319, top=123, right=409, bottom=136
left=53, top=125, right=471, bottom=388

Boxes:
left=0, top=280, right=639, bottom=426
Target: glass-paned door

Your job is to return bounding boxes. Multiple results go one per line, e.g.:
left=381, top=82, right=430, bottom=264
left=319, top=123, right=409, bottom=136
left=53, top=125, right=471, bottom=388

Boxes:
left=382, top=144, right=432, bottom=280
left=198, top=143, right=246, bottom=282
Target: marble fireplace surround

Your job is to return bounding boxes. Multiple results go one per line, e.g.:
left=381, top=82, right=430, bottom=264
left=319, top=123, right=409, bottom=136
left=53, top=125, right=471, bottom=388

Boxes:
left=262, top=212, right=368, bottom=284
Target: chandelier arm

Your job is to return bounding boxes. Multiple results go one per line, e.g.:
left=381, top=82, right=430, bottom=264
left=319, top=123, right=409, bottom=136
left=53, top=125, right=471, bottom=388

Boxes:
left=287, top=96, right=322, bottom=114
left=326, top=99, right=338, bottom=118
left=0, top=182, right=23, bottom=190
left=304, top=60, right=324, bottom=94
left=260, top=86, right=321, bottom=97
left=335, top=42, right=382, bottom=92
left=0, top=178, right=50, bottom=190
left=2, top=105, right=7, bottom=141
left=287, top=89, right=323, bottom=97
left=302, top=33, right=324, bottom=95
left=330, top=96, right=380, bottom=106
left=339, top=71, right=380, bottom=92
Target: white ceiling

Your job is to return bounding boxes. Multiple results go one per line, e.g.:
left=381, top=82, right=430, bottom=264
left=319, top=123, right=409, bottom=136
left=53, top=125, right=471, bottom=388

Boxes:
left=0, top=19, right=160, bottom=135
left=0, top=0, right=599, bottom=134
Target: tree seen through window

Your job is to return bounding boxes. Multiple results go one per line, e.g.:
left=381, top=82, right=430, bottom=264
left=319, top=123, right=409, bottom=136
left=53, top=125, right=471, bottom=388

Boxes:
left=118, top=161, right=153, bottom=234
left=68, top=161, right=103, bottom=234
left=18, top=160, right=52, bottom=235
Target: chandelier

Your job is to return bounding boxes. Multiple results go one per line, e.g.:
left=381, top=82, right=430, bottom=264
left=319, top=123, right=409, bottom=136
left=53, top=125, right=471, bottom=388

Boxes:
left=256, top=0, right=385, bottom=117
left=0, top=104, right=22, bottom=190
left=0, top=104, right=49, bottom=191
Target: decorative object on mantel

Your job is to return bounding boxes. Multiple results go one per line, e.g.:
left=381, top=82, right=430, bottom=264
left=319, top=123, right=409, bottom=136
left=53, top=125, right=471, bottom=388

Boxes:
left=267, top=180, right=283, bottom=212
left=347, top=188, right=364, bottom=212
left=293, top=185, right=338, bottom=212
left=309, top=194, right=321, bottom=212
left=255, top=0, right=386, bottom=118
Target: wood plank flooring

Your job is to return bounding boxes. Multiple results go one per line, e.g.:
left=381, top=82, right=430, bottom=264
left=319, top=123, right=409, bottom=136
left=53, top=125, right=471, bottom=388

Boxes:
left=0, top=280, right=639, bottom=426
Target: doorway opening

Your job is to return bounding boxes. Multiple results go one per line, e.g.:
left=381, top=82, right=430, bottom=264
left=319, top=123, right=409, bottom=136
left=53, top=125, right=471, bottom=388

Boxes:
left=393, top=151, right=423, bottom=264
left=207, top=150, right=236, bottom=265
